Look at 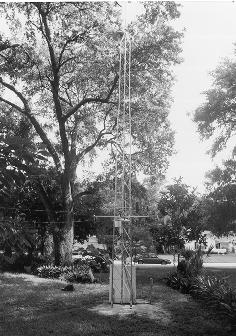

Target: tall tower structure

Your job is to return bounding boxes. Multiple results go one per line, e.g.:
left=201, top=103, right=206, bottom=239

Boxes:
left=109, top=31, right=136, bottom=307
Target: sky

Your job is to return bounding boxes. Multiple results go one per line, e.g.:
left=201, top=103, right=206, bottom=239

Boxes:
left=163, top=1, right=236, bottom=193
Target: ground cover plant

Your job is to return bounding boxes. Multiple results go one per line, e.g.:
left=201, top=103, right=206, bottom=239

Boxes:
left=191, top=274, right=236, bottom=329
left=0, top=266, right=233, bottom=336
left=34, top=255, right=109, bottom=284
left=162, top=248, right=236, bottom=332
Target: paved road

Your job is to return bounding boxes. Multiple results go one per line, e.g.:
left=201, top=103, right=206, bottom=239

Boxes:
left=203, top=262, right=236, bottom=268
left=135, top=263, right=236, bottom=269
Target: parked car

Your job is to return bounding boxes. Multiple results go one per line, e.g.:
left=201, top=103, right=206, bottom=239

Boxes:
left=133, top=254, right=143, bottom=263
left=211, top=248, right=227, bottom=254
left=201, top=247, right=227, bottom=254
left=137, top=254, right=171, bottom=265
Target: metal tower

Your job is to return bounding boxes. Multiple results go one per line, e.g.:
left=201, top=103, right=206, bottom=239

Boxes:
left=110, top=31, right=136, bottom=307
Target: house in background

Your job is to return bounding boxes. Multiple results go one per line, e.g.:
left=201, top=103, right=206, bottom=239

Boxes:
left=185, top=233, right=216, bottom=251
left=73, top=235, right=106, bottom=251
left=216, top=234, right=236, bottom=252
left=185, top=231, right=236, bottom=253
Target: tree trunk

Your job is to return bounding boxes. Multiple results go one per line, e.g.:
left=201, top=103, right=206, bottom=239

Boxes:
left=4, top=244, right=12, bottom=258
left=53, top=171, right=74, bottom=266
left=53, top=222, right=74, bottom=266
left=43, top=233, right=54, bottom=261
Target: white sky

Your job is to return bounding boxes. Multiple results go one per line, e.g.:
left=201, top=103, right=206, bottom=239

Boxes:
left=165, top=1, right=236, bottom=193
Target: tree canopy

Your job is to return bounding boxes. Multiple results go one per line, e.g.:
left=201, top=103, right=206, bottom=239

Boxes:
left=0, top=2, right=183, bottom=264
left=150, top=178, right=205, bottom=253
left=193, top=57, right=236, bottom=157
left=203, top=160, right=236, bottom=235
left=193, top=54, right=236, bottom=235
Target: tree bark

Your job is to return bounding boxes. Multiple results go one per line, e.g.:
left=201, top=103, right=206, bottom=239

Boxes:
left=53, top=165, right=74, bottom=266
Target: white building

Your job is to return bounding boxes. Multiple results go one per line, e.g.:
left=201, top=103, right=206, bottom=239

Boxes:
left=73, top=235, right=106, bottom=251
left=185, top=231, right=236, bottom=253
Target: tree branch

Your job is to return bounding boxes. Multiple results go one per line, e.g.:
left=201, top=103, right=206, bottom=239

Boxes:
left=0, top=78, right=62, bottom=174
left=62, top=74, right=119, bottom=122
left=0, top=96, right=23, bottom=113
left=0, top=43, right=20, bottom=52
left=74, top=190, right=95, bottom=199
left=76, top=129, right=114, bottom=165
left=34, top=4, right=70, bottom=159
left=0, top=77, right=28, bottom=106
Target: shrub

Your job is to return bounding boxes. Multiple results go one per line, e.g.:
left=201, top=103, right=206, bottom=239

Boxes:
left=37, top=265, right=62, bottom=279
left=177, top=246, right=205, bottom=278
left=0, top=253, right=31, bottom=272
left=163, top=247, right=207, bottom=294
left=36, top=263, right=95, bottom=283
left=1, top=252, right=51, bottom=273
left=73, top=255, right=109, bottom=273
left=59, top=264, right=93, bottom=283
left=190, top=275, right=236, bottom=326
left=163, top=264, right=236, bottom=330
left=163, top=271, right=192, bottom=293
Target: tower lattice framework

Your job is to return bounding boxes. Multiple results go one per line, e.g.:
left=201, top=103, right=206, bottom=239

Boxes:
left=110, top=32, right=135, bottom=307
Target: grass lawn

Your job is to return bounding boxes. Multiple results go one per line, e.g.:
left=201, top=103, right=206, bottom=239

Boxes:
left=158, top=253, right=236, bottom=264
left=203, top=253, right=236, bottom=263
left=0, top=266, right=235, bottom=336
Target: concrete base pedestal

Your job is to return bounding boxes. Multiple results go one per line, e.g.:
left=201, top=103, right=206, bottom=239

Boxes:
left=109, top=261, right=136, bottom=304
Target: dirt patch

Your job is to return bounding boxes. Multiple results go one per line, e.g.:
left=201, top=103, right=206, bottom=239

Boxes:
left=89, top=300, right=172, bottom=323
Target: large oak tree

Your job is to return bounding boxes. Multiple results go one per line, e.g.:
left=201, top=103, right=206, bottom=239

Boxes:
left=0, top=2, right=183, bottom=264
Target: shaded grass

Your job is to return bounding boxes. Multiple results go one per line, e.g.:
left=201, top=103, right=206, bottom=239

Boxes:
left=0, top=268, right=234, bottom=336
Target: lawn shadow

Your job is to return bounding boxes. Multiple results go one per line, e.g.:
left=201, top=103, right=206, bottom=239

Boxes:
left=0, top=271, right=234, bottom=336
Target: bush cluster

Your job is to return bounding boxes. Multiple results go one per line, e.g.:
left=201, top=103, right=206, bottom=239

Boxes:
left=73, top=255, right=109, bottom=273
left=36, top=263, right=94, bottom=283
left=191, top=275, right=236, bottom=327
left=0, top=250, right=109, bottom=275
left=35, top=254, right=110, bottom=283
left=163, top=247, right=236, bottom=330
left=0, top=253, right=49, bottom=273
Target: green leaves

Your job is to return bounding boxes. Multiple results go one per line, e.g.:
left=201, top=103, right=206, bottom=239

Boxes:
left=203, top=160, right=236, bottom=236
left=0, top=2, right=183, bottom=265
left=157, top=178, right=204, bottom=238
left=193, top=58, right=236, bottom=157
left=0, top=214, right=35, bottom=264
left=191, top=275, right=236, bottom=326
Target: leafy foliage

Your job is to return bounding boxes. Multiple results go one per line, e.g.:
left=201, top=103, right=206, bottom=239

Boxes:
left=36, top=255, right=108, bottom=283
left=203, top=160, right=236, bottom=235
left=191, top=275, right=236, bottom=328
left=193, top=58, right=236, bottom=157
left=163, top=246, right=206, bottom=293
left=0, top=130, right=49, bottom=203
left=163, top=245, right=236, bottom=330
left=0, top=2, right=183, bottom=264
left=74, top=255, right=109, bottom=274
left=150, top=178, right=206, bottom=253
left=0, top=213, right=35, bottom=263
left=36, top=263, right=93, bottom=283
